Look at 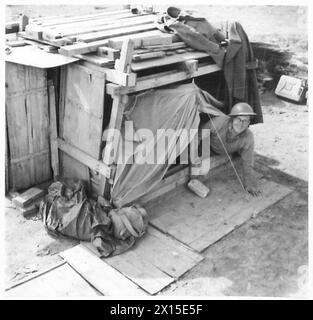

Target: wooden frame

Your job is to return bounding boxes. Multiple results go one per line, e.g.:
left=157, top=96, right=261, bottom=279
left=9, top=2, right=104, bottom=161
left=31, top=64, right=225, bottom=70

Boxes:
left=55, top=35, right=223, bottom=203
left=7, top=8, right=224, bottom=200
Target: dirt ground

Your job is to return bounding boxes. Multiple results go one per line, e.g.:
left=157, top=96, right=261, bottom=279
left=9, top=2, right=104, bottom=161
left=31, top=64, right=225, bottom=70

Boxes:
left=4, top=5, right=309, bottom=298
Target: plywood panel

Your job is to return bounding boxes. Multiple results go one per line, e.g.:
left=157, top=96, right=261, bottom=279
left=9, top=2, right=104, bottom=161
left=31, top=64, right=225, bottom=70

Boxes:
left=6, top=62, right=47, bottom=94
left=81, top=226, right=203, bottom=282
left=5, top=263, right=99, bottom=298
left=150, top=169, right=292, bottom=252
left=60, top=245, right=147, bottom=296
left=128, top=227, right=204, bottom=279
left=63, top=64, right=105, bottom=159
left=105, top=249, right=174, bottom=295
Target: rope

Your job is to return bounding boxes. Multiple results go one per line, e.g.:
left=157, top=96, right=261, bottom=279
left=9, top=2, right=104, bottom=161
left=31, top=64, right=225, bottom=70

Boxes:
left=206, top=113, right=247, bottom=192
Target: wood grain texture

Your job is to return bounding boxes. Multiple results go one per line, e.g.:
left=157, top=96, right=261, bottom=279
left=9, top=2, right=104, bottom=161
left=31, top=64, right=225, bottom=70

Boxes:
left=106, top=64, right=221, bottom=95
left=6, top=63, right=51, bottom=190
left=60, top=245, right=147, bottom=296
left=62, top=63, right=105, bottom=159
left=5, top=263, right=99, bottom=298
left=131, top=51, right=210, bottom=72
left=48, top=83, right=59, bottom=178
left=150, top=169, right=292, bottom=252
left=77, top=23, right=157, bottom=43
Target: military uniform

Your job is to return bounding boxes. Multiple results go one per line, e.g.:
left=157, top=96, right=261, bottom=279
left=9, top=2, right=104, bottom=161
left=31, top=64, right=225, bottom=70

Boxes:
left=201, top=115, right=257, bottom=188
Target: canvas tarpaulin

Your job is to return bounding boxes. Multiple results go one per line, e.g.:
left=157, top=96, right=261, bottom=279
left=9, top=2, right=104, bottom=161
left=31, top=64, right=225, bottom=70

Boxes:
left=110, top=83, right=224, bottom=207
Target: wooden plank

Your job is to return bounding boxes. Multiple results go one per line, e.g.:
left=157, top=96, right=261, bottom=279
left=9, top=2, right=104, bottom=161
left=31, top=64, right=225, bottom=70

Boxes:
left=58, top=31, right=173, bottom=57
left=44, top=15, right=156, bottom=40
left=58, top=65, right=67, bottom=138
left=131, top=51, right=210, bottom=72
left=58, top=139, right=110, bottom=178
left=6, top=63, right=51, bottom=190
left=31, top=9, right=130, bottom=24
left=106, top=63, right=221, bottom=95
left=6, top=62, right=47, bottom=94
left=48, top=82, right=59, bottom=179
left=132, top=51, right=166, bottom=61
left=105, top=249, right=174, bottom=295
left=5, top=263, right=100, bottom=298
left=25, top=89, right=36, bottom=183
left=38, top=10, right=134, bottom=26
left=12, top=187, right=44, bottom=208
left=25, top=25, right=43, bottom=40
left=150, top=171, right=292, bottom=252
left=59, top=39, right=112, bottom=57
left=5, top=122, right=9, bottom=193
left=27, top=87, right=52, bottom=184
left=102, top=94, right=128, bottom=167
left=130, top=227, right=204, bottom=279
left=6, top=261, right=66, bottom=291
left=43, top=12, right=153, bottom=30
left=80, top=61, right=137, bottom=87
left=60, top=245, right=147, bottom=296
left=39, top=12, right=137, bottom=32
left=62, top=64, right=106, bottom=159
left=108, top=31, right=174, bottom=50
left=74, top=54, right=114, bottom=67
left=77, top=23, right=157, bottom=43
left=140, top=42, right=187, bottom=51
left=115, top=38, right=135, bottom=72
left=97, top=46, right=120, bottom=60
left=81, top=226, right=203, bottom=281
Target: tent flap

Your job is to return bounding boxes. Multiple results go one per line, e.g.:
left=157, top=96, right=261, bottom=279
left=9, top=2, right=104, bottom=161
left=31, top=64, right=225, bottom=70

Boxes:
left=111, top=83, right=224, bottom=207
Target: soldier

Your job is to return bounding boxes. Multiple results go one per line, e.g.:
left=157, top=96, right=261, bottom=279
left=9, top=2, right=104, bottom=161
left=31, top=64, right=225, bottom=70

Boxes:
left=201, top=102, right=261, bottom=196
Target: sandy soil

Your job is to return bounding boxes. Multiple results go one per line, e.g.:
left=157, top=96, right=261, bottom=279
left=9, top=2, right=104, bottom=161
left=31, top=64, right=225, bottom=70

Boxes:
left=4, top=5, right=309, bottom=297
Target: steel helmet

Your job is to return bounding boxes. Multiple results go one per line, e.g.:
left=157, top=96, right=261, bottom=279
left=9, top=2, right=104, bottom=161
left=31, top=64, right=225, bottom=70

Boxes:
left=229, top=102, right=256, bottom=116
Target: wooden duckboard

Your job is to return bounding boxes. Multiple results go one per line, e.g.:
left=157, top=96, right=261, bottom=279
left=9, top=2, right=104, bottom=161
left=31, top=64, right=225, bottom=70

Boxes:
left=60, top=245, right=147, bottom=296
left=62, top=226, right=203, bottom=295
left=5, top=263, right=99, bottom=298
left=149, top=168, right=292, bottom=252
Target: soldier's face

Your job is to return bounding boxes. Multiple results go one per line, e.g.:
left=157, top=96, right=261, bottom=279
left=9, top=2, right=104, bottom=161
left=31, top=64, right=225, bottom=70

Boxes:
left=232, top=116, right=250, bottom=134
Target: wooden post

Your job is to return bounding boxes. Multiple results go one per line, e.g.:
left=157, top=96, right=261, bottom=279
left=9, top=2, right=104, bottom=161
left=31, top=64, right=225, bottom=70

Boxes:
left=58, top=66, right=67, bottom=138
left=48, top=81, right=59, bottom=179
left=100, top=93, right=128, bottom=197
left=99, top=38, right=136, bottom=198
left=5, top=123, right=9, bottom=193
left=115, top=38, right=134, bottom=73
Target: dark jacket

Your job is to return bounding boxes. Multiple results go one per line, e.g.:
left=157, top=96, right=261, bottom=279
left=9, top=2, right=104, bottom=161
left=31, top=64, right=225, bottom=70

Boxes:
left=222, top=21, right=263, bottom=124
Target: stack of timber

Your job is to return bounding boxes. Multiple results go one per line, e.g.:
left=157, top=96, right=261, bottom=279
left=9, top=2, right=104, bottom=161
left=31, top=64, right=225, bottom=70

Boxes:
left=20, top=7, right=220, bottom=81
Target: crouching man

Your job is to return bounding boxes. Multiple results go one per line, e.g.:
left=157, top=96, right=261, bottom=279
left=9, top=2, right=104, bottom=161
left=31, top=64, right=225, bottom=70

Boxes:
left=201, top=102, right=261, bottom=196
